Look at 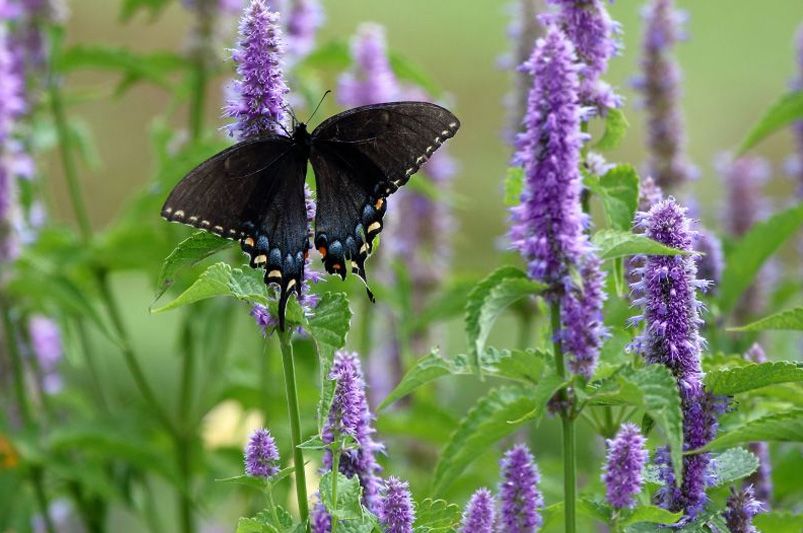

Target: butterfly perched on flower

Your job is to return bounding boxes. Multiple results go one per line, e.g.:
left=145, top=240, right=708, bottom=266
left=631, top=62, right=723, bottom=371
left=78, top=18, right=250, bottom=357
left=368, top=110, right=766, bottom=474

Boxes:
left=161, top=101, right=460, bottom=329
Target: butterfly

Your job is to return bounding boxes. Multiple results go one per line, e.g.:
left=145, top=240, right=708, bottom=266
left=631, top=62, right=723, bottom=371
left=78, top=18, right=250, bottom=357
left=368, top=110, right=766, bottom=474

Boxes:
left=161, top=101, right=460, bottom=330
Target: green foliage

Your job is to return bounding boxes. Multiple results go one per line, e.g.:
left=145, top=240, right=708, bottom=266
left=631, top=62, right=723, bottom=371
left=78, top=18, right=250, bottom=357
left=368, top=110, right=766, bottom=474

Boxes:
left=151, top=262, right=269, bottom=312
left=154, top=231, right=235, bottom=301
left=620, top=505, right=682, bottom=527
left=591, top=229, right=688, bottom=260
left=754, top=512, right=803, bottom=533
left=413, top=499, right=462, bottom=532
left=729, top=306, right=803, bottom=332
left=584, top=165, right=639, bottom=231
left=700, top=409, right=803, bottom=451
left=320, top=472, right=365, bottom=521
left=718, top=203, right=803, bottom=315
left=594, top=108, right=630, bottom=151
left=119, top=0, right=173, bottom=21
left=235, top=507, right=296, bottom=533
left=503, top=166, right=524, bottom=206
left=707, top=447, right=759, bottom=487
left=704, top=362, right=803, bottom=395
left=738, top=90, right=803, bottom=153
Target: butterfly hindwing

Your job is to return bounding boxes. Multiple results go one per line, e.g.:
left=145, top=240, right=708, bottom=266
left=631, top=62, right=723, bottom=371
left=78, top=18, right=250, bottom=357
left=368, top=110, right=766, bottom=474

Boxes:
left=309, top=101, right=460, bottom=284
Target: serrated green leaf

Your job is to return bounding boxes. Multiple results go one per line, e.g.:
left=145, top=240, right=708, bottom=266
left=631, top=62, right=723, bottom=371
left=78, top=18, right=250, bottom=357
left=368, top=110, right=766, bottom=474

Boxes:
left=699, top=409, right=803, bottom=451
left=585, top=165, right=639, bottom=231
left=482, top=347, right=549, bottom=384
left=595, top=108, right=630, bottom=150
left=465, top=266, right=546, bottom=371
left=433, top=379, right=563, bottom=494
left=704, top=362, right=803, bottom=395
left=236, top=517, right=274, bottom=533
left=620, top=505, right=682, bottom=527
left=320, top=472, right=364, bottom=521
left=719, top=203, right=803, bottom=315
left=413, top=498, right=462, bottom=532
left=753, top=511, right=803, bottom=533
left=587, top=365, right=684, bottom=480
left=503, top=166, right=524, bottom=206
left=154, top=231, right=234, bottom=302
left=708, top=447, right=759, bottom=487
left=308, top=293, right=351, bottom=432
left=215, top=475, right=267, bottom=491
left=592, top=230, right=688, bottom=260
left=739, top=90, right=803, bottom=153
left=151, top=262, right=268, bottom=313
left=729, top=306, right=803, bottom=332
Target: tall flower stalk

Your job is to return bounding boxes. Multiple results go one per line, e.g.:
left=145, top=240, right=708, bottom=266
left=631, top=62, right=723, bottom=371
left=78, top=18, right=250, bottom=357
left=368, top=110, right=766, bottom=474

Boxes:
left=602, top=423, right=648, bottom=511
left=499, top=444, right=544, bottom=533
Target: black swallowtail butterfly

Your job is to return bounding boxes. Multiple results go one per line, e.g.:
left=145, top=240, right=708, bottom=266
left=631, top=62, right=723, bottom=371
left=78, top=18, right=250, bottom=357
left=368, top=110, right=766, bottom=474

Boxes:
left=161, top=101, right=460, bottom=329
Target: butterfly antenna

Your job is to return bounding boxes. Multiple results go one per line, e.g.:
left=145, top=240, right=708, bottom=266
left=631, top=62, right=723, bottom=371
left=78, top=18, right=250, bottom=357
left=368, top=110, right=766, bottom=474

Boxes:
left=282, top=102, right=299, bottom=129
left=306, top=90, right=331, bottom=124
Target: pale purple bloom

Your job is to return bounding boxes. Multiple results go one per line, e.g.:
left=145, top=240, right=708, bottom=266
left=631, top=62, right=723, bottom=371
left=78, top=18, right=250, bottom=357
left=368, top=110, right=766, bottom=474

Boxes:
left=244, top=428, right=280, bottom=478
left=460, top=488, right=495, bottom=533
left=379, top=477, right=415, bottom=533
left=542, top=0, right=622, bottom=114
left=602, top=423, right=648, bottom=509
left=509, top=27, right=606, bottom=379
left=638, top=175, right=664, bottom=212
left=322, top=351, right=383, bottom=513
left=285, top=0, right=323, bottom=60
left=337, top=23, right=400, bottom=107
left=28, top=315, right=63, bottom=394
left=743, top=343, right=772, bottom=504
left=723, top=486, right=765, bottom=533
left=310, top=498, right=331, bottom=533
left=584, top=151, right=613, bottom=177
left=635, top=0, right=697, bottom=190
left=225, top=0, right=289, bottom=140
left=693, top=229, right=723, bottom=293
left=499, top=444, right=543, bottom=533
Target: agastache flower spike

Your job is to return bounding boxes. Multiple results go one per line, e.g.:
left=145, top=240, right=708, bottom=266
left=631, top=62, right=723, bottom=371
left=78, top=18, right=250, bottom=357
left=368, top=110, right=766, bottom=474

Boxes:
left=743, top=343, right=772, bottom=504
left=499, top=444, right=544, bottom=533
left=635, top=0, right=697, bottom=191
left=244, top=428, right=280, bottom=478
left=337, top=23, right=400, bottom=107
left=693, top=229, right=724, bottom=293
left=509, top=26, right=606, bottom=379
left=322, top=351, right=383, bottom=513
left=602, top=423, right=649, bottom=509
left=285, top=0, right=323, bottom=61
left=542, top=0, right=622, bottom=114
left=225, top=0, right=289, bottom=140
left=379, top=477, right=415, bottom=533
left=460, top=488, right=495, bottom=533
left=723, top=486, right=765, bottom=533
left=28, top=316, right=63, bottom=394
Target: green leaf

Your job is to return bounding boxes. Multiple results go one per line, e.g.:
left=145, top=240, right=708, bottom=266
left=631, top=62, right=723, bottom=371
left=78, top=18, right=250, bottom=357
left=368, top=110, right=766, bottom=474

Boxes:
left=595, top=108, right=630, bottom=151
left=585, top=165, right=639, bottom=231
left=320, top=472, right=363, bottom=521
left=754, top=512, right=803, bottom=533
left=587, top=365, right=684, bottom=480
left=432, top=379, right=564, bottom=494
left=465, top=266, right=546, bottom=370
left=308, top=293, right=351, bottom=432
left=719, top=203, right=803, bottom=315
left=503, top=166, right=524, bottom=206
left=408, top=278, right=477, bottom=335
left=298, top=40, right=350, bottom=69
left=708, top=447, right=759, bottom=487
left=729, top=306, right=803, bottom=332
left=699, top=409, right=803, bottom=451
left=739, top=90, right=803, bottom=153
left=151, top=262, right=268, bottom=313
left=236, top=517, right=273, bottom=533
left=154, top=231, right=234, bottom=302
left=120, top=0, right=172, bottom=21
left=413, top=499, right=462, bottom=532
left=58, top=45, right=186, bottom=90
left=592, top=230, right=688, bottom=260
left=704, top=362, right=803, bottom=395
left=620, top=505, right=682, bottom=527
left=389, top=52, right=443, bottom=97
left=215, top=475, right=267, bottom=491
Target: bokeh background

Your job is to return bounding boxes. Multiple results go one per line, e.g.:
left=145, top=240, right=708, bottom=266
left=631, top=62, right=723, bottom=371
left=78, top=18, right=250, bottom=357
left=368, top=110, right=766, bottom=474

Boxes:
left=19, top=0, right=803, bottom=530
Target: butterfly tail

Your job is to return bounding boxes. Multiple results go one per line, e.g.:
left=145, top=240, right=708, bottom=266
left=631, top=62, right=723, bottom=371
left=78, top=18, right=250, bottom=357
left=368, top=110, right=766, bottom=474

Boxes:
left=351, top=256, right=376, bottom=303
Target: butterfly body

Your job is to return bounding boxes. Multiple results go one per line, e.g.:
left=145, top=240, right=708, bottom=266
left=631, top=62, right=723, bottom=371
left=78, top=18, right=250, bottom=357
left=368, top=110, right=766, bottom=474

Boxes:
left=161, top=101, right=460, bottom=329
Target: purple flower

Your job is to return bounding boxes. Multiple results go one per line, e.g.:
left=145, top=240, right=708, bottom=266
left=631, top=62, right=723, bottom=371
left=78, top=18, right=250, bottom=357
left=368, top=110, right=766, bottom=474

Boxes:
left=509, top=27, right=606, bottom=379
left=337, top=23, right=400, bottom=107
left=460, top=488, right=495, bottom=533
left=244, top=428, right=280, bottom=478
left=28, top=315, right=63, bottom=394
left=322, top=351, right=383, bottom=513
left=225, top=0, right=289, bottom=140
left=743, top=343, right=772, bottom=504
left=638, top=175, right=664, bottom=212
left=635, top=0, right=697, bottom=191
left=723, top=486, right=765, bottom=533
left=602, top=423, right=648, bottom=509
left=499, top=444, right=543, bottom=533
left=379, top=477, right=415, bottom=533
left=542, top=0, right=622, bottom=114
left=310, top=498, right=331, bottom=533
left=285, top=0, right=323, bottom=60
left=693, top=229, right=723, bottom=293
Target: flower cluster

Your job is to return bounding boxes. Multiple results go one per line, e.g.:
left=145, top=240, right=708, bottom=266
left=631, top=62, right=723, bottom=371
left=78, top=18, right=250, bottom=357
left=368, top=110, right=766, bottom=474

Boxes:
left=244, top=428, right=280, bottom=478
left=337, top=23, right=400, bottom=107
left=693, top=228, right=724, bottom=292
left=723, top=485, right=765, bottom=533
left=378, top=477, right=415, bottom=533
left=460, top=488, right=495, bottom=533
left=509, top=26, right=606, bottom=379
left=284, top=0, right=324, bottom=61
left=499, top=444, right=544, bottom=533
left=602, top=423, right=648, bottom=510
left=635, top=0, right=697, bottom=191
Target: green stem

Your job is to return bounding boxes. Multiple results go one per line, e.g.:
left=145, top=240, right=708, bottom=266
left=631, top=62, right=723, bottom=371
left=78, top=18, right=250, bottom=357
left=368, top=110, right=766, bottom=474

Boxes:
left=176, top=322, right=196, bottom=533
left=550, top=302, right=576, bottom=533
left=603, top=406, right=615, bottom=438
left=76, top=320, right=109, bottom=412
left=188, top=9, right=212, bottom=141
left=330, top=445, right=340, bottom=533
left=266, top=485, right=281, bottom=527
left=278, top=330, right=309, bottom=529
left=31, top=468, right=57, bottom=533
left=176, top=439, right=194, bottom=533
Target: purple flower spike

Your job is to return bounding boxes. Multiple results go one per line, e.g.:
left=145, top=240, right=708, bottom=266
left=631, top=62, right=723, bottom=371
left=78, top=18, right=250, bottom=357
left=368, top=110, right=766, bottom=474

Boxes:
left=244, top=428, right=280, bottom=478
left=636, top=0, right=697, bottom=191
left=542, top=0, right=622, bottom=114
left=602, top=423, right=648, bottom=509
left=311, top=498, right=331, bottom=533
left=460, top=488, right=495, bottom=533
left=499, top=444, right=544, bottom=533
left=693, top=229, right=724, bottom=293
left=322, top=351, right=384, bottom=513
left=508, top=26, right=606, bottom=379
left=723, top=485, right=765, bottom=533
left=379, top=477, right=415, bottom=533
left=285, top=0, right=324, bottom=60
left=337, top=23, right=400, bottom=107
left=503, top=0, right=545, bottom=141
left=225, top=0, right=289, bottom=140
left=638, top=175, right=664, bottom=212
left=743, top=344, right=772, bottom=504
left=28, top=316, right=63, bottom=394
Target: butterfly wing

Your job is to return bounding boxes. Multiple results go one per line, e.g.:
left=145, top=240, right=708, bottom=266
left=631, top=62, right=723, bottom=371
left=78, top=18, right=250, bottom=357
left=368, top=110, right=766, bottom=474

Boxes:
left=161, top=136, right=310, bottom=329
left=309, top=101, right=459, bottom=285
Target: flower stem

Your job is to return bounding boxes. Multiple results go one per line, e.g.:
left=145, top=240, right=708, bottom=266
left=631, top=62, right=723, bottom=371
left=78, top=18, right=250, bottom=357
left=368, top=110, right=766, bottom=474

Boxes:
left=550, top=301, right=576, bottom=533
left=278, top=329, right=310, bottom=529
left=330, top=445, right=340, bottom=533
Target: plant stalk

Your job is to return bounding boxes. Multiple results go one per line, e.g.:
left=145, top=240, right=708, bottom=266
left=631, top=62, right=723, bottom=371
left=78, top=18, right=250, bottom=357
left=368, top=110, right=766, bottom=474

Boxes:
left=278, top=330, right=310, bottom=529
left=550, top=301, right=576, bottom=533
left=330, top=446, right=340, bottom=533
